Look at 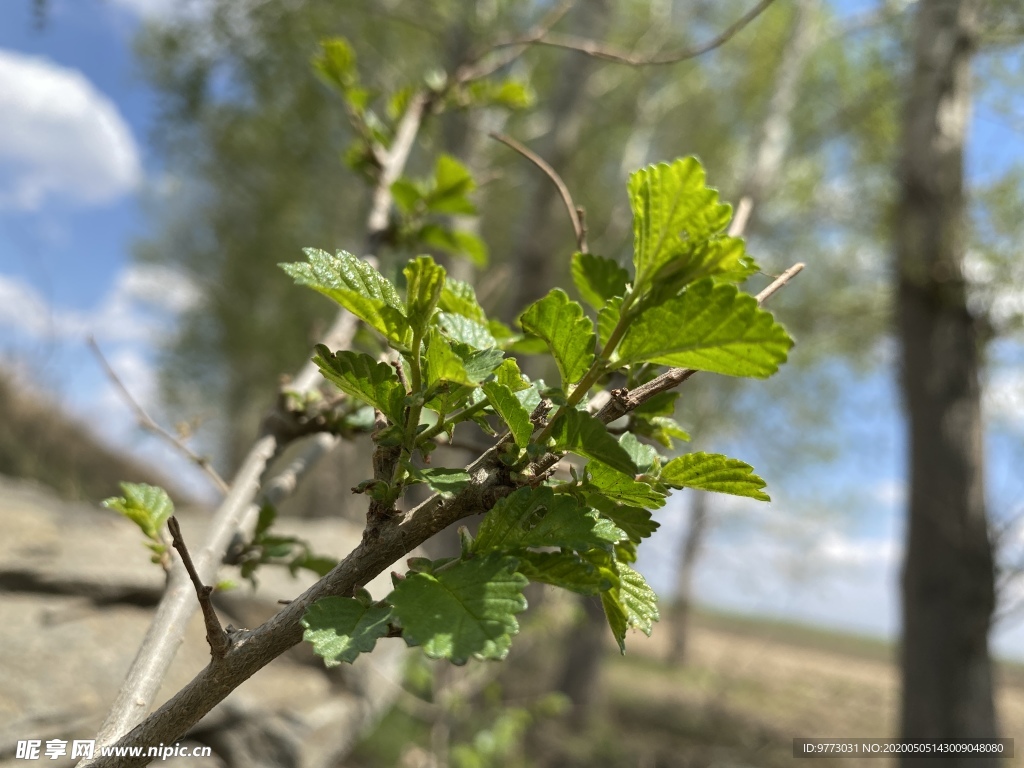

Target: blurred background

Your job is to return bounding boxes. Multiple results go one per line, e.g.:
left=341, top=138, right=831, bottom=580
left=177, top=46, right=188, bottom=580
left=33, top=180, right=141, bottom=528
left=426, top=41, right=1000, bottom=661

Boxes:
left=1, top=0, right=1023, bottom=766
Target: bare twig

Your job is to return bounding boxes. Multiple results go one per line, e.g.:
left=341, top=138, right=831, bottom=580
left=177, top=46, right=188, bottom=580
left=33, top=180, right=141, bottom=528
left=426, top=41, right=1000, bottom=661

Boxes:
left=456, top=0, right=576, bottom=84
left=87, top=336, right=230, bottom=495
left=166, top=517, right=229, bottom=659
left=496, top=0, right=777, bottom=67
left=489, top=132, right=587, bottom=252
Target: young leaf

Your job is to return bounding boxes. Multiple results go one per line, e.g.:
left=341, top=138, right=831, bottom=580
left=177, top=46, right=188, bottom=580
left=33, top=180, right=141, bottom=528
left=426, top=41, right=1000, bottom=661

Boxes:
left=281, top=249, right=410, bottom=347
left=411, top=466, right=472, bottom=497
left=312, top=346, right=406, bottom=424
left=312, top=37, right=358, bottom=92
left=474, top=486, right=624, bottom=554
left=597, top=296, right=623, bottom=349
left=452, top=343, right=504, bottom=383
left=660, top=452, right=770, bottom=501
left=519, top=289, right=596, bottom=386
left=570, top=252, right=629, bottom=310
left=428, top=155, right=476, bottom=214
left=103, top=483, right=174, bottom=542
left=438, top=312, right=498, bottom=349
left=648, top=235, right=756, bottom=293
left=390, top=178, right=424, bottom=214
left=404, top=255, right=445, bottom=335
left=588, top=498, right=660, bottom=544
left=482, top=381, right=533, bottom=447
left=515, top=552, right=612, bottom=595
left=439, top=279, right=487, bottom=322
left=494, top=358, right=530, bottom=392
left=618, top=433, right=661, bottom=474
left=629, top=158, right=732, bottom=288
left=549, top=409, right=637, bottom=478
left=586, top=461, right=666, bottom=508
left=388, top=555, right=527, bottom=664
left=419, top=225, right=489, bottom=266
left=302, top=593, right=393, bottom=667
left=613, top=279, right=792, bottom=378
left=425, top=327, right=474, bottom=387
left=601, top=561, right=659, bottom=653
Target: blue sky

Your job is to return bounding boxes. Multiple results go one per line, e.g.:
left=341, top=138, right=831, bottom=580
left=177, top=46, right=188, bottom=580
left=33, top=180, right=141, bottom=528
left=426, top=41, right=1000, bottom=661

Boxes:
left=0, top=0, right=1022, bottom=661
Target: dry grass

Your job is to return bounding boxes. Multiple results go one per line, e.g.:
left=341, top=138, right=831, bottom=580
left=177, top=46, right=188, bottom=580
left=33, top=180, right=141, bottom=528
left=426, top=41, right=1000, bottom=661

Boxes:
left=532, top=609, right=1023, bottom=768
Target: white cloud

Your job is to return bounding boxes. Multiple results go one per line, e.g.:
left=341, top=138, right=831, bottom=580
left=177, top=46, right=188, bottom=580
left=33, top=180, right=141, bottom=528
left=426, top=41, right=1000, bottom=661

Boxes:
left=815, top=531, right=898, bottom=567
left=0, top=265, right=199, bottom=344
left=106, top=0, right=182, bottom=17
left=0, top=49, right=141, bottom=210
left=986, top=365, right=1024, bottom=431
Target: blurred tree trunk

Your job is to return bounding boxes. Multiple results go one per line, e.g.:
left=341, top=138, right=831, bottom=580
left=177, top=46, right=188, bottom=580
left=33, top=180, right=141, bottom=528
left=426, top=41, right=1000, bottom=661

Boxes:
left=667, top=489, right=709, bottom=664
left=556, top=596, right=608, bottom=728
left=665, top=0, right=814, bottom=666
left=896, top=0, right=998, bottom=756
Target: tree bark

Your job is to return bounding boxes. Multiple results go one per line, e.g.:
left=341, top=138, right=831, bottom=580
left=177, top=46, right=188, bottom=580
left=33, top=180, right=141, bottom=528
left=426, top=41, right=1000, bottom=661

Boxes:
left=896, top=0, right=998, bottom=759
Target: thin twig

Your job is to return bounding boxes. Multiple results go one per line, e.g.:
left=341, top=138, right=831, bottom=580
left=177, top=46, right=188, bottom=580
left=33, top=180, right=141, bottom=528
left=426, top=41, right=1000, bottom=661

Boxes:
left=87, top=336, right=230, bottom=495
left=489, top=132, right=587, bottom=252
left=496, top=0, right=777, bottom=67
left=456, top=0, right=576, bottom=84
left=166, top=517, right=229, bottom=659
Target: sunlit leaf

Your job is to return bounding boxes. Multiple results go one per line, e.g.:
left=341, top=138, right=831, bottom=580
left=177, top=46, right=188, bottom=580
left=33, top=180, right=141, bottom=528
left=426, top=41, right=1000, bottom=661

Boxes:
left=661, top=452, right=770, bottom=501
left=613, top=279, right=792, bottom=378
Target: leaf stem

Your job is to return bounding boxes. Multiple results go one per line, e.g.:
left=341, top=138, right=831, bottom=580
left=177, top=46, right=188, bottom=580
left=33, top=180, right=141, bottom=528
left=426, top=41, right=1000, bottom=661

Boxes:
left=417, top=398, right=490, bottom=445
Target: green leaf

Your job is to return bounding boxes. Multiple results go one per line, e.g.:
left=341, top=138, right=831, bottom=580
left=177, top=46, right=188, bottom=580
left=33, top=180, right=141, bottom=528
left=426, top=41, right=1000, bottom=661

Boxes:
left=649, top=235, right=757, bottom=292
left=302, top=592, right=393, bottom=667
left=425, top=327, right=475, bottom=387
left=618, top=433, right=660, bottom=474
left=597, top=296, right=623, bottom=349
left=629, top=158, right=732, bottom=287
left=388, top=555, right=527, bottom=664
left=613, top=279, right=792, bottom=378
left=661, top=452, right=770, bottom=501
left=466, top=78, right=535, bottom=110
left=549, top=409, right=637, bottom=477
left=312, top=37, right=358, bottom=92
left=428, top=155, right=476, bottom=214
left=588, top=498, right=659, bottom=544
left=519, top=289, right=596, bottom=387
left=438, top=311, right=498, bottom=349
left=494, top=358, right=529, bottom=392
left=482, top=381, right=533, bottom=447
left=586, top=461, right=666, bottom=508
left=413, top=466, right=472, bottom=497
left=633, top=416, right=691, bottom=449
left=313, top=346, right=406, bottom=424
left=404, top=256, right=446, bottom=336
left=452, top=343, right=504, bottom=383
left=515, top=552, right=611, bottom=595
left=571, top=252, right=629, bottom=309
left=601, top=561, right=659, bottom=653
left=439, top=279, right=486, bottom=322
left=102, top=483, right=174, bottom=542
left=419, top=225, right=489, bottom=266
left=474, top=487, right=624, bottom=554
left=281, top=249, right=410, bottom=347
left=390, top=178, right=424, bottom=214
